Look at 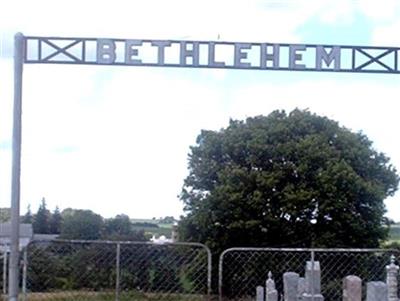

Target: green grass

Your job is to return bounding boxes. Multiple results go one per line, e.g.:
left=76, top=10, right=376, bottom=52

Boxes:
left=130, top=218, right=157, bottom=224
left=389, top=224, right=400, bottom=240
left=16, top=291, right=207, bottom=301
left=131, top=225, right=173, bottom=238
left=131, top=218, right=175, bottom=226
left=383, top=223, right=400, bottom=247
left=131, top=218, right=175, bottom=239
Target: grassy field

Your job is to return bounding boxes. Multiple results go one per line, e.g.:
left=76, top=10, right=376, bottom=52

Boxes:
left=131, top=218, right=175, bottom=239
left=388, top=223, right=400, bottom=243
left=10, top=291, right=208, bottom=301
left=132, top=219, right=400, bottom=243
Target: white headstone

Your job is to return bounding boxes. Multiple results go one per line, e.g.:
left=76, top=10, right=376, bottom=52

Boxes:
left=256, top=286, right=264, bottom=301
left=283, top=272, right=299, bottom=301
left=305, top=261, right=321, bottom=294
left=266, top=271, right=278, bottom=301
left=302, top=261, right=324, bottom=301
left=298, top=277, right=306, bottom=296
left=343, top=275, right=362, bottom=301
left=366, top=281, right=388, bottom=301
left=386, top=255, right=399, bottom=301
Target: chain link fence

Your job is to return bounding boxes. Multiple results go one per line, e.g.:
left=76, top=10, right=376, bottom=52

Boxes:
left=0, top=247, right=7, bottom=301
left=219, top=248, right=400, bottom=301
left=4, top=242, right=400, bottom=301
left=25, top=240, right=211, bottom=301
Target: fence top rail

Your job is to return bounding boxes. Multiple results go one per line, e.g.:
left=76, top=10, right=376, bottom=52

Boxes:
left=220, top=247, right=400, bottom=256
left=29, top=239, right=210, bottom=250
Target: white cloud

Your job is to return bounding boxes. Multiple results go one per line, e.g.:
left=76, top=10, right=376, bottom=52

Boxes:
left=355, top=0, right=400, bottom=46
left=18, top=65, right=228, bottom=218
left=371, top=20, right=400, bottom=46
left=358, top=0, right=400, bottom=21
left=0, top=148, right=11, bottom=210
left=316, top=0, right=356, bottom=25
left=0, top=59, right=13, bottom=210
left=0, top=0, right=322, bottom=46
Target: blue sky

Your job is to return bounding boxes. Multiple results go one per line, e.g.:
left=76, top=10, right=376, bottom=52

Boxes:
left=1, top=0, right=400, bottom=221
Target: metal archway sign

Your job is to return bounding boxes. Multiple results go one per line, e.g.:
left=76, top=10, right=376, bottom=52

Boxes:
left=8, top=33, right=400, bottom=301
left=23, top=35, right=399, bottom=73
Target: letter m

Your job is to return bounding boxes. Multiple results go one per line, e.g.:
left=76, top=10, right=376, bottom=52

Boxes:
left=316, top=46, right=341, bottom=70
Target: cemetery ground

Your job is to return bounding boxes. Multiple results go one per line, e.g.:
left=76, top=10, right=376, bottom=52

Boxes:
left=19, top=291, right=208, bottom=301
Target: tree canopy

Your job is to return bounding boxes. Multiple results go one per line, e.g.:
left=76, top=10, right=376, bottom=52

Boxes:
left=59, top=209, right=146, bottom=241
left=0, top=208, right=11, bottom=222
left=49, top=206, right=62, bottom=234
left=22, top=205, right=33, bottom=224
left=60, top=209, right=104, bottom=240
left=103, top=214, right=147, bottom=241
left=179, top=109, right=399, bottom=250
left=33, top=198, right=51, bottom=234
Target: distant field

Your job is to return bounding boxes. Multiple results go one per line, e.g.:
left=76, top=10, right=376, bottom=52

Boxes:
left=131, top=218, right=175, bottom=239
left=131, top=218, right=175, bottom=227
left=130, top=218, right=159, bottom=224
left=389, top=223, right=400, bottom=242
left=132, top=226, right=173, bottom=238
left=132, top=220, right=400, bottom=242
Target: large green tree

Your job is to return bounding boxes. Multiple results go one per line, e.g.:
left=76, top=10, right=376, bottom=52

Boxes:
left=179, top=109, right=399, bottom=251
left=22, top=205, right=33, bottom=224
left=49, top=206, right=62, bottom=234
left=33, top=198, right=51, bottom=234
left=0, top=208, right=11, bottom=222
left=103, top=214, right=147, bottom=241
left=60, top=209, right=104, bottom=240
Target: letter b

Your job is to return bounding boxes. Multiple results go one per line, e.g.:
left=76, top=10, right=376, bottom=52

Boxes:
left=97, top=39, right=116, bottom=64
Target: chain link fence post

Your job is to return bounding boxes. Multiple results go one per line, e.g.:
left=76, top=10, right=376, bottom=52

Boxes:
left=218, top=249, right=226, bottom=301
left=2, top=249, right=7, bottom=296
left=115, top=243, right=120, bottom=301
left=311, top=249, right=315, bottom=301
left=21, top=248, right=27, bottom=301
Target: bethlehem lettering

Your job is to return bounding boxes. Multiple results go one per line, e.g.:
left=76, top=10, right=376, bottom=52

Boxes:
left=96, top=39, right=341, bottom=71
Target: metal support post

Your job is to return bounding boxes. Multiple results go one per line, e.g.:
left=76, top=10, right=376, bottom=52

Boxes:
left=21, top=249, right=27, bottom=301
left=3, top=250, right=7, bottom=295
left=311, top=250, right=315, bottom=301
left=115, top=243, right=120, bottom=301
left=9, top=32, right=24, bottom=301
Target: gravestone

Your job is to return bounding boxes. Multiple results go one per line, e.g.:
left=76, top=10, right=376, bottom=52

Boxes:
left=301, top=261, right=324, bottom=301
left=283, top=272, right=299, bottom=301
left=298, top=277, right=306, bottom=296
left=256, top=286, right=264, bottom=301
left=305, top=261, right=321, bottom=294
left=366, top=281, right=388, bottom=301
left=386, top=255, right=399, bottom=301
left=343, top=275, right=362, bottom=301
left=266, top=271, right=278, bottom=301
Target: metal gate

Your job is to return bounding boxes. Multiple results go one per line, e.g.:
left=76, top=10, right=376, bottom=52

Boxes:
left=24, top=240, right=211, bottom=301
